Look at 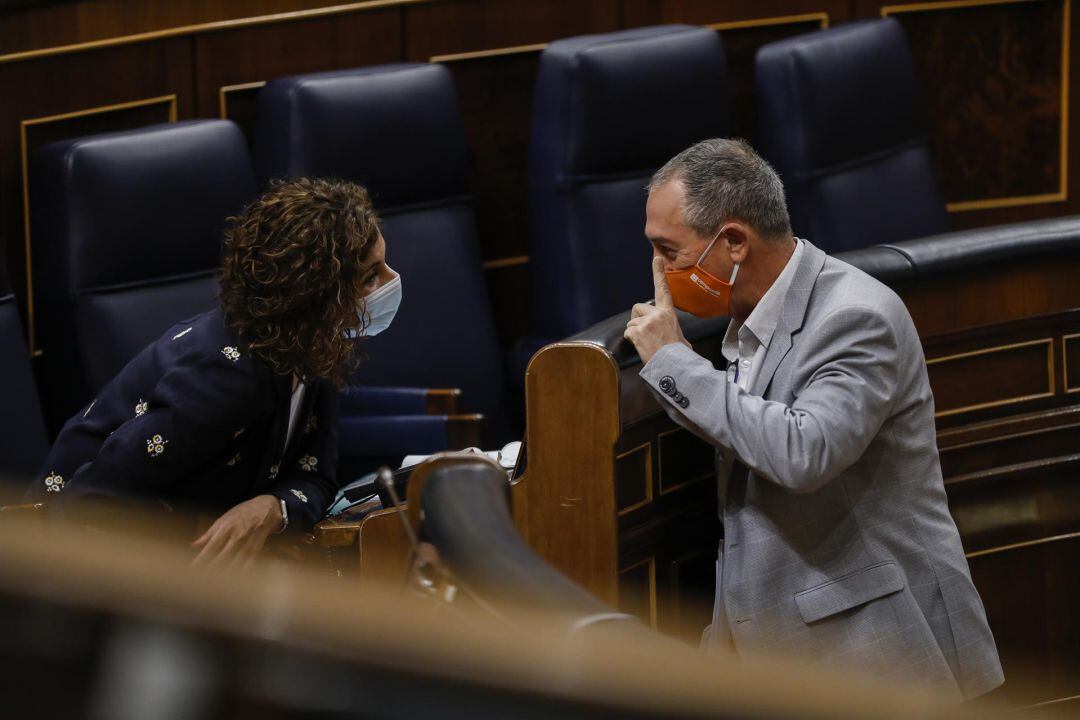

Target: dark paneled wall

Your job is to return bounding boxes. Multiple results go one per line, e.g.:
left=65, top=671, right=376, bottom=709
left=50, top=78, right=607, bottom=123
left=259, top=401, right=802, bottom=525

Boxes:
left=1, top=0, right=1077, bottom=704
left=0, top=0, right=1074, bottom=353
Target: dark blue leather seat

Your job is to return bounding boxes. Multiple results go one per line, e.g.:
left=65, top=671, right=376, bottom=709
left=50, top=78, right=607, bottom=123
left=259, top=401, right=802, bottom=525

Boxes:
left=527, top=25, right=730, bottom=340
left=0, top=256, right=48, bottom=486
left=755, top=18, right=948, bottom=253
left=254, top=63, right=512, bottom=444
left=31, top=120, right=257, bottom=432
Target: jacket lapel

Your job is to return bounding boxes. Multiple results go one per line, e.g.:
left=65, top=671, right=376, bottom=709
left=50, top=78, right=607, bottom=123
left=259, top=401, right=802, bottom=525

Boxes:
left=750, top=241, right=827, bottom=397
left=270, top=373, right=293, bottom=455
left=252, top=372, right=293, bottom=494
left=285, top=383, right=319, bottom=457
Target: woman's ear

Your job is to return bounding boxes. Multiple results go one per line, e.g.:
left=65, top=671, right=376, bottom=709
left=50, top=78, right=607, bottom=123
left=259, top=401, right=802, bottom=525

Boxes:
left=722, top=223, right=750, bottom=265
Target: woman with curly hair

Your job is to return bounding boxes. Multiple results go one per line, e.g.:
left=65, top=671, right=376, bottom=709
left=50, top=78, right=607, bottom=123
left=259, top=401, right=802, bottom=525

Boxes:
left=25, top=178, right=398, bottom=567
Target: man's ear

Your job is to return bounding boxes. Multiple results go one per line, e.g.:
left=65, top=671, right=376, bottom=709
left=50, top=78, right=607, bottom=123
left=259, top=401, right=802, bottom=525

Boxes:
left=722, top=223, right=750, bottom=265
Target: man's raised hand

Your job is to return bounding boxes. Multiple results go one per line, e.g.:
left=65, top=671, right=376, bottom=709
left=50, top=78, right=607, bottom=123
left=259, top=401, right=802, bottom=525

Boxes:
left=625, top=256, right=689, bottom=364
left=653, top=255, right=674, bottom=310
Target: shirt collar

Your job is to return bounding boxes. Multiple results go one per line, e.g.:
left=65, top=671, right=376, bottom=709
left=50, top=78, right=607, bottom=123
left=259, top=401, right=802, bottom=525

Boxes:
left=722, top=238, right=804, bottom=361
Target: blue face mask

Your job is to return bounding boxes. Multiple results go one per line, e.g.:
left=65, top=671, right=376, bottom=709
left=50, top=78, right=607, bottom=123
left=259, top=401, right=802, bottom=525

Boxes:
left=348, top=273, right=402, bottom=338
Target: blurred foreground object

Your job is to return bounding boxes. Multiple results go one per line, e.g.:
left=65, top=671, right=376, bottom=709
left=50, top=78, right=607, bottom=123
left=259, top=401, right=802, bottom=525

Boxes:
left=0, top=462, right=1054, bottom=720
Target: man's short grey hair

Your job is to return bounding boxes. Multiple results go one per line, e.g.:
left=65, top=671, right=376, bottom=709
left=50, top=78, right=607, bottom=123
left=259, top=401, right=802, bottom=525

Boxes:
left=649, top=138, right=792, bottom=240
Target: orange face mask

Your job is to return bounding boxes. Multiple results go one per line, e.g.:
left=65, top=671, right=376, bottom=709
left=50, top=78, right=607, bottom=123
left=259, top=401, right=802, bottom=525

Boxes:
left=664, top=233, right=739, bottom=317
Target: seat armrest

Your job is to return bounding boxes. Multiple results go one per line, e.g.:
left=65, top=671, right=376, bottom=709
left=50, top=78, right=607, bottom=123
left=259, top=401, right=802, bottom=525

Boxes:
left=566, top=310, right=729, bottom=369
left=0, top=503, right=45, bottom=516
left=339, top=414, right=484, bottom=460
left=341, top=386, right=462, bottom=416
left=834, top=216, right=1080, bottom=286
left=315, top=498, right=384, bottom=547
left=833, top=245, right=914, bottom=284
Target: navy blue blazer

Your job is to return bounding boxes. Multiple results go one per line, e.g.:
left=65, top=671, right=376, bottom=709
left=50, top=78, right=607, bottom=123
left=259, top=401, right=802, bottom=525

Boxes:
left=25, top=308, right=340, bottom=530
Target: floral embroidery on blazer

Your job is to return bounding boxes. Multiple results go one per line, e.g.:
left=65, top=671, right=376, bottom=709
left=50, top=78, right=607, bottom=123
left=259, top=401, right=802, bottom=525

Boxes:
left=44, top=472, right=64, bottom=493
left=24, top=309, right=341, bottom=530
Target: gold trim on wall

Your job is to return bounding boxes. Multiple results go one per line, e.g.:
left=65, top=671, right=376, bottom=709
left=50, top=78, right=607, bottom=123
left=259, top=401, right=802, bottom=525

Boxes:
left=707, top=12, right=830, bottom=31
left=1022, top=693, right=1080, bottom=710
left=0, top=2, right=832, bottom=67
left=619, top=556, right=658, bottom=628
left=429, top=13, right=831, bottom=65
left=926, top=338, right=1056, bottom=417
left=882, top=0, right=1071, bottom=213
left=0, top=0, right=437, bottom=65
left=482, top=255, right=529, bottom=270
left=1064, top=332, right=1080, bottom=393
left=19, top=94, right=179, bottom=355
left=431, top=42, right=548, bottom=64
left=647, top=556, right=657, bottom=628
left=938, top=417, right=1080, bottom=452
left=656, top=427, right=714, bottom=496
left=616, top=442, right=654, bottom=516
left=218, top=81, right=267, bottom=119
left=882, top=0, right=1048, bottom=14
left=966, top=529, right=1080, bottom=558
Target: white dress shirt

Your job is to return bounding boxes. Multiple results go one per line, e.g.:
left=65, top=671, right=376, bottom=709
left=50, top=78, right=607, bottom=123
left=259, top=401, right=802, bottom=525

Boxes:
left=717, top=238, right=804, bottom=496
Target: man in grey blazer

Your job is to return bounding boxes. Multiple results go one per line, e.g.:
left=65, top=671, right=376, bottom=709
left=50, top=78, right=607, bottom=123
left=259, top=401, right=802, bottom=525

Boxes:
left=624, top=139, right=1003, bottom=700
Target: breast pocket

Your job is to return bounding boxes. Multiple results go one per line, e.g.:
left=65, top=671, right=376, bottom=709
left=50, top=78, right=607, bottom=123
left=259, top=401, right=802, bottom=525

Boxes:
left=794, top=561, right=905, bottom=624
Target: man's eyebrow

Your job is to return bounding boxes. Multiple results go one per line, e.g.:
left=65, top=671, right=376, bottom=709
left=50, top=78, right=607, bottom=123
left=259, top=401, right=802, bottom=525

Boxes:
left=648, top=236, right=673, bottom=247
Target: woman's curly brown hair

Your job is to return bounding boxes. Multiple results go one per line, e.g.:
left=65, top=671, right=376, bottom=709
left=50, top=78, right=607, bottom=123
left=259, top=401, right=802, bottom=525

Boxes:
left=220, top=177, right=380, bottom=386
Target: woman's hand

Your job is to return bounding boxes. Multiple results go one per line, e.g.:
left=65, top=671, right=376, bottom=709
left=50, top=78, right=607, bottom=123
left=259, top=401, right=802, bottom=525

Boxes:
left=191, top=494, right=283, bottom=570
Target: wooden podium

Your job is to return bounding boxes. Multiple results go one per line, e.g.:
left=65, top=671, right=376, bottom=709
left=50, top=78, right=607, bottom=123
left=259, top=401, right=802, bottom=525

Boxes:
left=510, top=316, right=728, bottom=642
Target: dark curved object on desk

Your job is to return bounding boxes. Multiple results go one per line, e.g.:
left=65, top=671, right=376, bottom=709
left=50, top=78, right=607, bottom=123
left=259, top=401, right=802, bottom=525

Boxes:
left=881, top=215, right=1080, bottom=273
left=836, top=215, right=1080, bottom=283
left=421, top=462, right=621, bottom=621
left=566, top=310, right=729, bottom=369
left=833, top=245, right=914, bottom=284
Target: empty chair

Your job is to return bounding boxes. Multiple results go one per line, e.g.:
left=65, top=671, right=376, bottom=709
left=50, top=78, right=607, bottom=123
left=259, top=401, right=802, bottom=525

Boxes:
left=755, top=18, right=948, bottom=253
left=527, top=25, right=730, bottom=340
left=255, top=63, right=512, bottom=443
left=31, top=120, right=257, bottom=432
left=0, top=253, right=49, bottom=487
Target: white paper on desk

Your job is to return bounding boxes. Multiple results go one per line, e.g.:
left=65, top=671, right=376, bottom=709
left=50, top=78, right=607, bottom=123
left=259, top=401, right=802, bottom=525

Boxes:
left=401, top=441, right=520, bottom=470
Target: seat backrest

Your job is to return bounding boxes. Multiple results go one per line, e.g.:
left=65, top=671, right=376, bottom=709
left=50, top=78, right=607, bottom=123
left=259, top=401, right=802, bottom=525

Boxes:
left=0, top=254, right=49, bottom=482
left=754, top=18, right=948, bottom=253
left=31, top=120, right=257, bottom=431
left=527, top=25, right=729, bottom=339
left=255, top=63, right=511, bottom=441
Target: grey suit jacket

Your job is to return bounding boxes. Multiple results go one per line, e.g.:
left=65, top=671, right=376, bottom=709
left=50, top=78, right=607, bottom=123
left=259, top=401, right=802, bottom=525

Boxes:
left=640, top=240, right=1003, bottom=700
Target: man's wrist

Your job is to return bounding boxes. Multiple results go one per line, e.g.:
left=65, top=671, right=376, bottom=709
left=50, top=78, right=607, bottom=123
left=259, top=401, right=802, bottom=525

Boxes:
left=643, top=342, right=679, bottom=368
